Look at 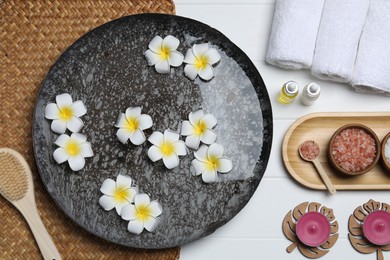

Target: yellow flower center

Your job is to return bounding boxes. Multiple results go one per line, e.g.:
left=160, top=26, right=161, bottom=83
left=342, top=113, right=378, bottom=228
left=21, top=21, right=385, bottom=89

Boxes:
left=206, top=155, right=220, bottom=171
left=59, top=106, right=73, bottom=121
left=195, top=55, right=209, bottom=70
left=160, top=141, right=174, bottom=157
left=65, top=141, right=80, bottom=156
left=159, top=46, right=171, bottom=61
left=193, top=120, right=207, bottom=136
left=136, top=204, right=151, bottom=221
left=125, top=117, right=139, bottom=132
left=114, top=186, right=130, bottom=203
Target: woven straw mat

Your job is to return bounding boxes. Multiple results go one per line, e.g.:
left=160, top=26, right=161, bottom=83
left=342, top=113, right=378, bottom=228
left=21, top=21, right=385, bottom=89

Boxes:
left=0, top=0, right=179, bottom=259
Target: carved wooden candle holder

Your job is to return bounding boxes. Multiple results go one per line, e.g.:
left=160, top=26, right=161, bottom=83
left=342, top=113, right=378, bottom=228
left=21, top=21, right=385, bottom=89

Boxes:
left=282, top=202, right=339, bottom=259
left=348, top=199, right=390, bottom=260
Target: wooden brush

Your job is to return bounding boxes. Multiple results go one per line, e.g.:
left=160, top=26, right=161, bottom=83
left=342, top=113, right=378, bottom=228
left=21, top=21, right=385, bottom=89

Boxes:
left=0, top=148, right=61, bottom=260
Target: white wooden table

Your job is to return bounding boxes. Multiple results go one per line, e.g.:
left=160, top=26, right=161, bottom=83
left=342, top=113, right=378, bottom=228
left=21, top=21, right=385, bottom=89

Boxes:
left=175, top=0, right=390, bottom=259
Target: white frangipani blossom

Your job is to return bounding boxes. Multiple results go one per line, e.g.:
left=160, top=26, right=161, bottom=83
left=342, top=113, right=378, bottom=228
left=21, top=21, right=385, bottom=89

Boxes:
left=115, top=107, right=153, bottom=145
left=144, top=35, right=184, bottom=74
left=147, top=129, right=187, bottom=169
left=45, top=93, right=87, bottom=134
left=121, top=193, right=162, bottom=235
left=99, top=174, right=139, bottom=215
left=53, top=133, right=93, bottom=171
left=183, top=43, right=221, bottom=81
left=191, top=143, right=232, bottom=183
left=181, top=110, right=217, bottom=150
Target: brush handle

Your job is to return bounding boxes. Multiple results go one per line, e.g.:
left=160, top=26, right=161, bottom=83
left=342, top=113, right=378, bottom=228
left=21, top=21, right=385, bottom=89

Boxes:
left=14, top=196, right=62, bottom=260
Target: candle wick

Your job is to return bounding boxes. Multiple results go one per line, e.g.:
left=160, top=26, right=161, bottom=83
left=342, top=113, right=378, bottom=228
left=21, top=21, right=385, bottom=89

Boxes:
left=311, top=225, right=317, bottom=231
left=378, top=223, right=385, bottom=230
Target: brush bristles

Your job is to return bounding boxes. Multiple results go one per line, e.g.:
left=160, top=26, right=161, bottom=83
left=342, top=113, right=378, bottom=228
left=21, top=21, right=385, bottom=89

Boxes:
left=0, top=151, right=29, bottom=201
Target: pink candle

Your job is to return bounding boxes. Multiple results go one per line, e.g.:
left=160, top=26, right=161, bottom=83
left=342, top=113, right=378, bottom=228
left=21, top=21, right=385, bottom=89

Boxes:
left=296, top=212, right=331, bottom=247
left=363, top=210, right=390, bottom=246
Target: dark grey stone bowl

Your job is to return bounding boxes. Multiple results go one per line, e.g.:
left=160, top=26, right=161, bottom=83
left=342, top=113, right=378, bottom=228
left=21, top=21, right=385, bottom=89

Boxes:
left=32, top=13, right=273, bottom=249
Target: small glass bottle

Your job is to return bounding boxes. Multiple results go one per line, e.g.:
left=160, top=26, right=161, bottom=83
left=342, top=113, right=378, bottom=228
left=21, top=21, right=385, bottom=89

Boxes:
left=278, top=81, right=299, bottom=104
left=300, top=83, right=321, bottom=106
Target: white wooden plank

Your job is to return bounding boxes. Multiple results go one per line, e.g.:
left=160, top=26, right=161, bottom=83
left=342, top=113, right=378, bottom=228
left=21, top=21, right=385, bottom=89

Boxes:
left=180, top=238, right=385, bottom=260
left=262, top=119, right=293, bottom=178
left=176, top=4, right=274, bottom=61
left=199, top=178, right=389, bottom=239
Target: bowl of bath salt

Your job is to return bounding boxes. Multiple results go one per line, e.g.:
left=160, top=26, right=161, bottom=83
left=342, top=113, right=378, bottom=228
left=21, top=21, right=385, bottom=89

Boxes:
left=381, top=132, right=390, bottom=172
left=328, top=124, right=380, bottom=176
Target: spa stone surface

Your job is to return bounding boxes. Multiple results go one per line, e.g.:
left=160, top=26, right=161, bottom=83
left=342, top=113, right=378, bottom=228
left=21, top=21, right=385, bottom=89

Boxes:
left=32, top=14, right=273, bottom=249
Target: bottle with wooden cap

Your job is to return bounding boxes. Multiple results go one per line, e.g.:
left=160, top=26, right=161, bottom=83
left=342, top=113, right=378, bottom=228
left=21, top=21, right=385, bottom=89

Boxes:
left=300, top=83, right=320, bottom=106
left=277, top=81, right=299, bottom=104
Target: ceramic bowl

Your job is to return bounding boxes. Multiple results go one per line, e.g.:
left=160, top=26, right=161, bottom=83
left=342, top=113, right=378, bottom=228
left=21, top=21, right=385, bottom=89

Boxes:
left=328, top=124, right=380, bottom=176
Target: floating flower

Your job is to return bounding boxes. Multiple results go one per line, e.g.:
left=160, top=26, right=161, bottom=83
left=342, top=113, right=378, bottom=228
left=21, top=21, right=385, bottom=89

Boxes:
left=53, top=133, right=93, bottom=171
left=144, top=35, right=184, bottom=74
left=99, top=174, right=139, bottom=215
left=121, top=193, right=162, bottom=234
left=181, top=110, right=217, bottom=150
left=191, top=143, right=232, bottom=183
left=115, top=107, right=153, bottom=145
left=183, top=43, right=221, bottom=81
left=147, top=129, right=187, bottom=169
left=45, top=93, right=87, bottom=134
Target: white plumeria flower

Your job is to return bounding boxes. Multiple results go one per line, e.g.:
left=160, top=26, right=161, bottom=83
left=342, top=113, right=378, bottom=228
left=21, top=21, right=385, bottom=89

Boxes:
left=181, top=110, right=217, bottom=150
left=121, top=193, right=162, bottom=235
left=147, top=129, right=187, bottom=169
left=99, top=174, right=139, bottom=215
left=115, top=107, right=153, bottom=145
left=45, top=93, right=87, bottom=134
left=53, top=133, right=93, bottom=171
left=144, top=35, right=184, bottom=74
left=183, top=43, right=221, bottom=81
left=191, top=143, right=233, bottom=183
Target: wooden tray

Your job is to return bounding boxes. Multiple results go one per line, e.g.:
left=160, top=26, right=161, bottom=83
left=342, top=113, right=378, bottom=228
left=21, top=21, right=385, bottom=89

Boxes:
left=282, top=112, right=390, bottom=190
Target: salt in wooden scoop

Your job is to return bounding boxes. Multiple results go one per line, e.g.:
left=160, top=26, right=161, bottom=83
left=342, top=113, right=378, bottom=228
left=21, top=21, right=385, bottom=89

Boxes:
left=0, top=148, right=61, bottom=259
left=298, top=141, right=337, bottom=195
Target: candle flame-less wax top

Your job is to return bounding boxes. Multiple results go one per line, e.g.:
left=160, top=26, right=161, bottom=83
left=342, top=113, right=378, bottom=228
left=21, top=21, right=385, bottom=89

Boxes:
left=363, top=210, right=390, bottom=246
left=296, top=211, right=331, bottom=247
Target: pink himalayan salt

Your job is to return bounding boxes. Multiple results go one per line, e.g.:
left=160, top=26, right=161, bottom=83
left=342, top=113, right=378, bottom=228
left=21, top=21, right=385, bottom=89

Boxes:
left=331, top=128, right=376, bottom=172
left=299, top=140, right=320, bottom=160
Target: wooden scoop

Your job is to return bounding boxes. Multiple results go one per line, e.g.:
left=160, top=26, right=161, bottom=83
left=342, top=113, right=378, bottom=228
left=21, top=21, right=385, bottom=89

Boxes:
left=298, top=141, right=337, bottom=195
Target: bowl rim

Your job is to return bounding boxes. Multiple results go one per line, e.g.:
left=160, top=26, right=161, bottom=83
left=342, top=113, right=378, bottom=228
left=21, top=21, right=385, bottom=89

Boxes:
left=328, top=123, right=380, bottom=175
left=381, top=131, right=390, bottom=172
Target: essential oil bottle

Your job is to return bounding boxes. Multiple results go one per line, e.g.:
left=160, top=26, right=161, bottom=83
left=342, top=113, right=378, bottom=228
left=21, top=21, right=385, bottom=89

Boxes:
left=300, top=83, right=321, bottom=106
left=277, top=81, right=299, bottom=104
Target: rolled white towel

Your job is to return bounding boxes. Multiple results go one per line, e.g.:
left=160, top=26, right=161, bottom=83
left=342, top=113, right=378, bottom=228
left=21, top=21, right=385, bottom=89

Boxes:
left=311, top=0, right=369, bottom=83
left=351, top=0, right=390, bottom=95
left=266, top=0, right=325, bottom=70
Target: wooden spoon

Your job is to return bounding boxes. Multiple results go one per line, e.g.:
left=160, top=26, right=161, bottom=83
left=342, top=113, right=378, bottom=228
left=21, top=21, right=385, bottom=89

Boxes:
left=298, top=141, right=337, bottom=195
